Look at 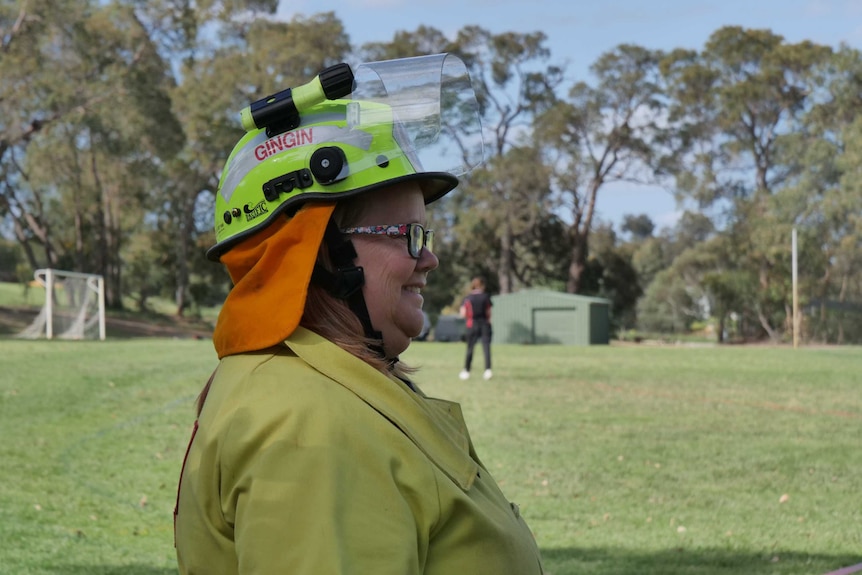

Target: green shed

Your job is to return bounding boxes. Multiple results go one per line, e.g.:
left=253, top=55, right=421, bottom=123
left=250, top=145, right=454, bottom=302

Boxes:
left=491, top=289, right=611, bottom=345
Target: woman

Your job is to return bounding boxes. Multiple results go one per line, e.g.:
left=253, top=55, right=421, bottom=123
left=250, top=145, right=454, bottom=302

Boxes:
left=459, top=276, right=493, bottom=380
left=173, top=55, right=544, bottom=574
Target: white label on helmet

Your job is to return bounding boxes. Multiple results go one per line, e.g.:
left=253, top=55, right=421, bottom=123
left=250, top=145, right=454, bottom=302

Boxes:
left=220, top=131, right=267, bottom=203
left=220, top=126, right=374, bottom=203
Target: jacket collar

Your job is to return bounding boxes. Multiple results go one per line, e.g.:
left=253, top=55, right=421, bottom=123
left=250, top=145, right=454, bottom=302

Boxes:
left=285, top=327, right=479, bottom=490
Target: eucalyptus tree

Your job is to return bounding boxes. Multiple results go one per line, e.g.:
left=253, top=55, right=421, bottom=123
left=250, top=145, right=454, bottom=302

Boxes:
left=450, top=26, right=564, bottom=294
left=0, top=0, right=60, bottom=270
left=0, top=0, right=99, bottom=272
left=620, top=213, right=655, bottom=241
left=786, top=45, right=862, bottom=343
left=637, top=267, right=699, bottom=334
left=797, top=115, right=862, bottom=343
left=358, top=25, right=452, bottom=61
left=462, top=144, right=565, bottom=289
left=0, top=0, right=182, bottom=307
left=631, top=212, right=713, bottom=296
left=581, top=223, right=643, bottom=330
left=632, top=212, right=737, bottom=339
left=535, top=43, right=665, bottom=294
left=659, top=26, right=833, bottom=341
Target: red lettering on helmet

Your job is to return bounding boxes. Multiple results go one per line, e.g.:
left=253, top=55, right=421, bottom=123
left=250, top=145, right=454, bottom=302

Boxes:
left=253, top=127, right=314, bottom=162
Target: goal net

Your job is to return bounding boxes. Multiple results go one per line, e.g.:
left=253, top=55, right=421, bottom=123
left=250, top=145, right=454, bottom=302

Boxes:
left=17, top=269, right=106, bottom=340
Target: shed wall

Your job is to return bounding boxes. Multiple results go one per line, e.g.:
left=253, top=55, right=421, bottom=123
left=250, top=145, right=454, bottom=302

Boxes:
left=491, top=290, right=609, bottom=345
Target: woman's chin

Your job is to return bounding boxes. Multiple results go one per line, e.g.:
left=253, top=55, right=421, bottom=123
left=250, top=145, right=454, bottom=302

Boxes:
left=384, top=325, right=422, bottom=356
left=383, top=336, right=411, bottom=359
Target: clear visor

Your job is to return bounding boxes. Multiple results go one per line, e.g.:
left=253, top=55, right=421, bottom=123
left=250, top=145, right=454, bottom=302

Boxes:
left=351, top=53, right=485, bottom=177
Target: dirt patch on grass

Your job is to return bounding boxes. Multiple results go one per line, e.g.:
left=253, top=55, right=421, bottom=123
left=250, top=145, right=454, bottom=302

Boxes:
left=0, top=305, right=214, bottom=340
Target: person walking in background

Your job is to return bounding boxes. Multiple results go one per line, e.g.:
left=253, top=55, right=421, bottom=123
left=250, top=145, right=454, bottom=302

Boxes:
left=460, top=276, right=493, bottom=380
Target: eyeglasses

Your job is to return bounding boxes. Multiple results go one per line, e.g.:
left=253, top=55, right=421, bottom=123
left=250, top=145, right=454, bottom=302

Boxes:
left=340, top=223, right=435, bottom=259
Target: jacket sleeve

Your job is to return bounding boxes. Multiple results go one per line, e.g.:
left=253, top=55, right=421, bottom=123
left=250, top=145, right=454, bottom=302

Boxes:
left=220, top=371, right=438, bottom=575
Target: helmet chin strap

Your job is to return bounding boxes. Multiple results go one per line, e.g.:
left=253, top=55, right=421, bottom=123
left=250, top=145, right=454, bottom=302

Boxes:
left=311, top=219, right=386, bottom=358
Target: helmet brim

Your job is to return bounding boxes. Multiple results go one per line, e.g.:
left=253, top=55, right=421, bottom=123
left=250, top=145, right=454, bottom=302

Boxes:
left=206, top=171, right=457, bottom=262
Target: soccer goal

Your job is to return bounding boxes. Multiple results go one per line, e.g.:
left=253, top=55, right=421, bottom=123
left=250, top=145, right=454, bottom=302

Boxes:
left=17, top=269, right=106, bottom=341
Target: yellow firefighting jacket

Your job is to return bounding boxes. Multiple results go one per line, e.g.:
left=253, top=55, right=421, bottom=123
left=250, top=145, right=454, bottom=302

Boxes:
left=175, top=326, right=543, bottom=574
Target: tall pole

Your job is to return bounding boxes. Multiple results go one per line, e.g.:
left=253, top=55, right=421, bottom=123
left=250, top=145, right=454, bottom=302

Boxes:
left=792, top=227, right=798, bottom=349
left=45, top=268, right=54, bottom=340
left=97, top=276, right=106, bottom=341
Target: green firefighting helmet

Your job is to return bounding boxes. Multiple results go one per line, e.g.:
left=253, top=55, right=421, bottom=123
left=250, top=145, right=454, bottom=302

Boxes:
left=207, top=53, right=484, bottom=261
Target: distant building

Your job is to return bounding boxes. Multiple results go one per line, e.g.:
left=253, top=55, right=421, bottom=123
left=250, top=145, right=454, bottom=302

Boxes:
left=492, top=289, right=611, bottom=346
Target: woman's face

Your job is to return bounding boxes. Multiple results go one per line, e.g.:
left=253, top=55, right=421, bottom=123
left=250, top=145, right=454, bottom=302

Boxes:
left=348, top=182, right=438, bottom=358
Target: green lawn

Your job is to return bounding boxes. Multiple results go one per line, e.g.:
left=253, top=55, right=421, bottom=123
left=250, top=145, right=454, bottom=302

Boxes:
left=0, top=279, right=45, bottom=308
left=1, top=338, right=860, bottom=574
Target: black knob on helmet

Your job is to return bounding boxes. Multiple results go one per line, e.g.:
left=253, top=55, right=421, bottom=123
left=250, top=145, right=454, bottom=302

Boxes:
left=310, top=147, right=347, bottom=184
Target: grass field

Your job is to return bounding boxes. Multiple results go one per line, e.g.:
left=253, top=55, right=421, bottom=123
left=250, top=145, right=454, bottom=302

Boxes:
left=1, top=337, right=860, bottom=574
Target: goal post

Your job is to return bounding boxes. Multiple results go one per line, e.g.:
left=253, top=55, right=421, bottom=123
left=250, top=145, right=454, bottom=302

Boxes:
left=17, top=268, right=106, bottom=341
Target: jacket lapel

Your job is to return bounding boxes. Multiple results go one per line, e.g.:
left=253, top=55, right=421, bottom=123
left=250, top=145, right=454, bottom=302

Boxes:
left=285, top=327, right=479, bottom=490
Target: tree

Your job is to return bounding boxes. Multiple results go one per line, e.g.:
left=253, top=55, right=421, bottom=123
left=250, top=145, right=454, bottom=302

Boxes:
left=1, top=0, right=96, bottom=272
left=123, top=228, right=170, bottom=311
left=455, top=145, right=564, bottom=292
left=536, top=44, right=665, bottom=294
left=358, top=25, right=451, bottom=61
left=0, top=0, right=182, bottom=307
left=621, top=214, right=655, bottom=240
left=637, top=268, right=698, bottom=334
left=450, top=26, right=564, bottom=294
left=792, top=46, right=862, bottom=343
left=581, top=223, right=643, bottom=330
left=800, top=116, right=862, bottom=343
left=659, top=26, right=833, bottom=341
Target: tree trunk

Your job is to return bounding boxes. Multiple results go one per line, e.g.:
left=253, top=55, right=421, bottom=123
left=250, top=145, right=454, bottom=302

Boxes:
left=566, top=232, right=587, bottom=294
left=16, top=194, right=60, bottom=268
left=175, top=229, right=189, bottom=317
left=174, top=188, right=199, bottom=317
left=9, top=216, right=39, bottom=273
left=837, top=272, right=848, bottom=345
left=566, top=175, right=601, bottom=295
left=73, top=205, right=85, bottom=272
left=497, top=219, right=514, bottom=294
left=91, top=148, right=123, bottom=309
left=103, top=187, right=122, bottom=309
left=756, top=307, right=779, bottom=342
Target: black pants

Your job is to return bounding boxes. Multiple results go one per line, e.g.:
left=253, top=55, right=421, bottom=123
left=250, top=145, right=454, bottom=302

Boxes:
left=464, top=321, right=492, bottom=371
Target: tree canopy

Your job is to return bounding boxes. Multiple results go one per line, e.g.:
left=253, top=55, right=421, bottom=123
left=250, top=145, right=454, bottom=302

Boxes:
left=2, top=3, right=861, bottom=343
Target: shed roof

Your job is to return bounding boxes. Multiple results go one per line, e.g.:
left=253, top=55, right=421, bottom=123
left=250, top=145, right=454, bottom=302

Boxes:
left=493, top=289, right=611, bottom=305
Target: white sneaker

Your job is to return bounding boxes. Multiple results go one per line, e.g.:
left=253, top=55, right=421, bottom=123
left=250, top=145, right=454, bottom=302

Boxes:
left=459, top=370, right=470, bottom=380
left=483, top=369, right=493, bottom=380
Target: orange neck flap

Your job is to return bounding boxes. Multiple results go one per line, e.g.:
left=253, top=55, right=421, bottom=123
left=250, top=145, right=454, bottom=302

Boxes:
left=213, top=202, right=336, bottom=359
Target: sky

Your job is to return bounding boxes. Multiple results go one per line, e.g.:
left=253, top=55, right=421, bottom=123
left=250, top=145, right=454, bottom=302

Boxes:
left=277, top=0, right=862, bottom=232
